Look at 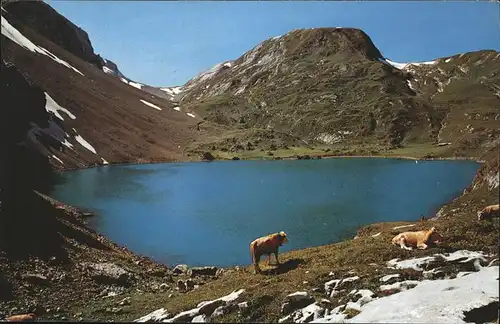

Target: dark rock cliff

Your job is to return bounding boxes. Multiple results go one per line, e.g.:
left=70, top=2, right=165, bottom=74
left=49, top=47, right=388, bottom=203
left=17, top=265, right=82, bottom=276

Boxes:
left=0, top=60, right=60, bottom=251
left=4, top=0, right=104, bottom=69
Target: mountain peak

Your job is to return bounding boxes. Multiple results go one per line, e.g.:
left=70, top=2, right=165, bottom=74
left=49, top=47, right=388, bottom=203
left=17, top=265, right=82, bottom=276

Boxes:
left=276, top=27, right=383, bottom=61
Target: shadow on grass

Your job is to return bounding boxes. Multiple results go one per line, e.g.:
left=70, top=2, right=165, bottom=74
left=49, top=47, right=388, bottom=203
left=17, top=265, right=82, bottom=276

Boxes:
left=260, top=258, right=305, bottom=275
left=433, top=244, right=458, bottom=253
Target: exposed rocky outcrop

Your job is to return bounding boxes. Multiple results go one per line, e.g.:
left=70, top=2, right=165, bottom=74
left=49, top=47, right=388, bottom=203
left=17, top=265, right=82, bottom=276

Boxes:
left=466, top=149, right=499, bottom=193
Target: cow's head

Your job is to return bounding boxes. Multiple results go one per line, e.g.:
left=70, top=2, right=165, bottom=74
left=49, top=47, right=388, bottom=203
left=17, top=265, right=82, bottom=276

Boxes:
left=278, top=231, right=289, bottom=245
left=428, top=227, right=443, bottom=244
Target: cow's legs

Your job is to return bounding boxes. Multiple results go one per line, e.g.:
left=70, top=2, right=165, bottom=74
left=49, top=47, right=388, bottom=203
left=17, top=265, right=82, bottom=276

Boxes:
left=417, top=242, right=428, bottom=250
left=254, top=254, right=261, bottom=274
left=399, top=236, right=413, bottom=251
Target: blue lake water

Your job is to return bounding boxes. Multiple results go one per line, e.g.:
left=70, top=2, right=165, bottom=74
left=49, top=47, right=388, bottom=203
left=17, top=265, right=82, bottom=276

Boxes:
left=50, top=158, right=479, bottom=267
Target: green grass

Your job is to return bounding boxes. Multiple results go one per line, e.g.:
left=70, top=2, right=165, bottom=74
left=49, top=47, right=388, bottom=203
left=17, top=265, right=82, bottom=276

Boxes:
left=384, top=143, right=455, bottom=159
left=189, top=141, right=463, bottom=162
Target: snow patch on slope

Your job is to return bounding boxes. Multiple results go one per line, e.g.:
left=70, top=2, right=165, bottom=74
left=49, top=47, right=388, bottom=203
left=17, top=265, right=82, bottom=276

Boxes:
left=407, top=80, right=416, bottom=91
left=383, top=58, right=437, bottom=71
left=138, top=289, right=245, bottom=323
left=346, top=266, right=499, bottom=323
left=102, top=66, right=114, bottom=75
left=119, top=77, right=144, bottom=90
left=44, top=93, right=76, bottom=121
left=1, top=16, right=84, bottom=76
left=387, top=250, right=489, bottom=271
left=160, top=86, right=183, bottom=96
left=74, top=134, right=97, bottom=154
left=140, top=99, right=162, bottom=111
left=128, top=81, right=143, bottom=90
left=51, top=155, right=64, bottom=165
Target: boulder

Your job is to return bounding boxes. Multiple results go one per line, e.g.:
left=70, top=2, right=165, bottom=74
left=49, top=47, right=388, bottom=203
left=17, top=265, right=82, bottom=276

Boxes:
left=134, top=308, right=172, bottom=322
left=379, top=274, right=400, bottom=284
left=279, top=302, right=325, bottom=323
left=118, top=297, right=131, bottom=306
left=177, top=280, right=187, bottom=292
left=85, top=263, right=131, bottom=286
left=422, top=268, right=446, bottom=280
left=22, top=273, right=49, bottom=285
left=211, top=305, right=227, bottom=318
left=189, top=266, right=218, bottom=277
left=173, top=264, right=188, bottom=275
left=185, top=279, right=195, bottom=291
left=192, top=314, right=207, bottom=323
left=237, top=302, right=248, bottom=311
left=281, top=291, right=315, bottom=315
left=198, top=299, right=225, bottom=316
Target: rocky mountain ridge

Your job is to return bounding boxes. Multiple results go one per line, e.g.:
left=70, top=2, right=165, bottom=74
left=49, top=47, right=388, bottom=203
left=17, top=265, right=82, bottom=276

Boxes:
left=3, top=0, right=103, bottom=69
left=170, top=29, right=499, bottom=156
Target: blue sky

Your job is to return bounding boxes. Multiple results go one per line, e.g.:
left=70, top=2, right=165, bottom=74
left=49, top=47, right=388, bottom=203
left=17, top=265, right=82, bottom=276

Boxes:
left=47, top=1, right=499, bottom=87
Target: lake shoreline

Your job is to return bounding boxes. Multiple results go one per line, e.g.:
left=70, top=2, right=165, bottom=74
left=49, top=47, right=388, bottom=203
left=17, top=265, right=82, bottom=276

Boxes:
left=56, top=153, right=484, bottom=173
left=50, top=152, right=483, bottom=267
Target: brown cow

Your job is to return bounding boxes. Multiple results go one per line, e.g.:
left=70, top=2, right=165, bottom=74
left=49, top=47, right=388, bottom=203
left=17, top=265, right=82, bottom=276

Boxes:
left=391, top=227, right=443, bottom=250
left=6, top=313, right=37, bottom=322
left=250, top=231, right=289, bottom=274
left=477, top=204, right=499, bottom=221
